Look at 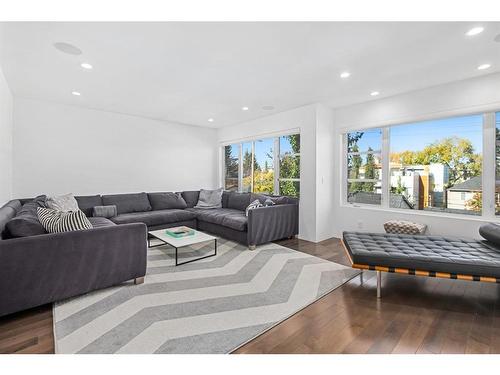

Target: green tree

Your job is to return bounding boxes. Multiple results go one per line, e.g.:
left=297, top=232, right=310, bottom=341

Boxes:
left=363, top=147, right=376, bottom=192
left=348, top=144, right=363, bottom=193
left=279, top=135, right=301, bottom=197
left=389, top=137, right=482, bottom=187
left=224, top=145, right=239, bottom=190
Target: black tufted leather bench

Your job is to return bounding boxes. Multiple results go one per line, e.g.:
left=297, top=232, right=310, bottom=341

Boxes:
left=342, top=231, right=500, bottom=298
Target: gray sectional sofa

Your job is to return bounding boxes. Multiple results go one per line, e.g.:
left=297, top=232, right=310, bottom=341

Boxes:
left=0, top=190, right=298, bottom=317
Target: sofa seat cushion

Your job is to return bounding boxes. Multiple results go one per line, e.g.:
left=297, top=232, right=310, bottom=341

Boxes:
left=110, top=209, right=196, bottom=227
left=189, top=208, right=248, bottom=231
left=88, top=216, right=116, bottom=228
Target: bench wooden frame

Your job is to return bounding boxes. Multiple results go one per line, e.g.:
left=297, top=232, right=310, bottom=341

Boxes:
left=340, top=240, right=500, bottom=298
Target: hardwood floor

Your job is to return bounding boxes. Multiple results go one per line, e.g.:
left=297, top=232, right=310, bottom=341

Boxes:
left=1, top=237, right=499, bottom=354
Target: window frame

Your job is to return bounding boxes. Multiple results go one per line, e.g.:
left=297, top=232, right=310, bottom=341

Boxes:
left=342, top=111, right=498, bottom=220
left=221, top=131, right=301, bottom=197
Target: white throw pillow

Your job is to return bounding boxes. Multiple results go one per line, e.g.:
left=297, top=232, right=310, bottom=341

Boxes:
left=46, top=193, right=79, bottom=212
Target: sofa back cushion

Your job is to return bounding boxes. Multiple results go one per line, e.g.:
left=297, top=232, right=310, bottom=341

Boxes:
left=101, top=192, right=152, bottom=215
left=222, top=191, right=230, bottom=208
left=227, top=192, right=251, bottom=211
left=5, top=195, right=47, bottom=238
left=75, top=195, right=103, bottom=217
left=148, top=192, right=187, bottom=210
left=250, top=193, right=296, bottom=205
left=0, top=200, right=22, bottom=239
left=181, top=191, right=200, bottom=208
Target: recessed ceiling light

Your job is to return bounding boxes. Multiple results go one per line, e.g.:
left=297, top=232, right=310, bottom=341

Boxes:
left=370, top=91, right=380, bottom=96
left=262, top=105, right=275, bottom=110
left=466, top=27, right=484, bottom=36
left=80, top=62, right=93, bottom=70
left=71, top=91, right=81, bottom=96
left=340, top=72, right=351, bottom=78
left=53, top=42, right=82, bottom=55
left=241, top=106, right=249, bottom=111
left=477, top=63, right=491, bottom=70
left=208, top=118, right=214, bottom=122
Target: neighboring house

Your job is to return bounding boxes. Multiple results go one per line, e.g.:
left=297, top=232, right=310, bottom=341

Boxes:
left=446, top=176, right=482, bottom=210
left=389, top=163, right=449, bottom=209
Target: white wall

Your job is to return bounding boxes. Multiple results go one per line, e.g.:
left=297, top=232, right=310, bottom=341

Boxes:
left=13, top=98, right=218, bottom=197
left=217, top=103, right=335, bottom=242
left=0, top=67, right=13, bottom=205
left=331, top=72, right=500, bottom=239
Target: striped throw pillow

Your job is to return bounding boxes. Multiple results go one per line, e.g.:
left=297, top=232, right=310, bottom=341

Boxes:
left=245, top=199, right=263, bottom=216
left=37, top=207, right=93, bottom=233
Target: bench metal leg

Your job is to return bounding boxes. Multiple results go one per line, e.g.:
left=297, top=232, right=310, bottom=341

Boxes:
left=359, top=271, right=364, bottom=284
left=376, top=271, right=381, bottom=298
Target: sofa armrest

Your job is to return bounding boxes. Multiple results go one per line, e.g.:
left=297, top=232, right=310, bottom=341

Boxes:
left=0, top=223, right=147, bottom=317
left=247, top=204, right=299, bottom=246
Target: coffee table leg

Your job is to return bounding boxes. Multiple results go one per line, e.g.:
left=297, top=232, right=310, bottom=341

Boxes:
left=175, top=239, right=218, bottom=266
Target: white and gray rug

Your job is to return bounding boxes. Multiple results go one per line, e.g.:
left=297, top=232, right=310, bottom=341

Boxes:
left=53, top=238, right=359, bottom=354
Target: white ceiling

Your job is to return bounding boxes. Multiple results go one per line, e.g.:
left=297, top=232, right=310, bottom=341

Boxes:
left=1, top=22, right=499, bottom=128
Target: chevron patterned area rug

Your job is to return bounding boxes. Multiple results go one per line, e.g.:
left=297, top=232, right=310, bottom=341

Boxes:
left=53, top=238, right=360, bottom=353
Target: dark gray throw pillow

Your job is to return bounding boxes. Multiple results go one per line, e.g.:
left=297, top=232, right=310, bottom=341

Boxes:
left=479, top=223, right=500, bottom=246
left=6, top=195, right=47, bottom=237
left=148, top=192, right=187, bottom=210
left=92, top=205, right=117, bottom=218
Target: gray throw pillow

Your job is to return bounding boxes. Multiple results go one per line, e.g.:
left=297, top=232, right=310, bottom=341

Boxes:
left=46, top=193, right=79, bottom=212
left=92, top=205, right=117, bottom=218
left=479, top=223, right=500, bottom=246
left=194, top=188, right=223, bottom=209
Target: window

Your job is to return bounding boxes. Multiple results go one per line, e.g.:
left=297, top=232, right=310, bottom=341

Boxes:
left=224, top=144, right=239, bottom=191
left=344, top=114, right=485, bottom=216
left=222, top=133, right=300, bottom=197
left=279, top=134, right=300, bottom=197
left=390, top=115, right=483, bottom=215
left=346, top=129, right=382, bottom=205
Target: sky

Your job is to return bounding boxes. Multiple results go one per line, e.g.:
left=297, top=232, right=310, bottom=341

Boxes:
left=350, top=114, right=485, bottom=154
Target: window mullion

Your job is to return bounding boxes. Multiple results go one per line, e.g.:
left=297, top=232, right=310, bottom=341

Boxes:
left=483, top=112, right=496, bottom=218
left=274, top=137, right=280, bottom=195
left=381, top=128, right=390, bottom=208
left=238, top=144, right=243, bottom=192
left=251, top=142, right=255, bottom=192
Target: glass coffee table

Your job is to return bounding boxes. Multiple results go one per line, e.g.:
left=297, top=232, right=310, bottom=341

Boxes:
left=148, top=228, right=217, bottom=266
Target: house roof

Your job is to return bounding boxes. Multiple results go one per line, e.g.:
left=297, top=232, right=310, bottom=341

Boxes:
left=348, top=191, right=414, bottom=209
left=448, top=176, right=482, bottom=192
